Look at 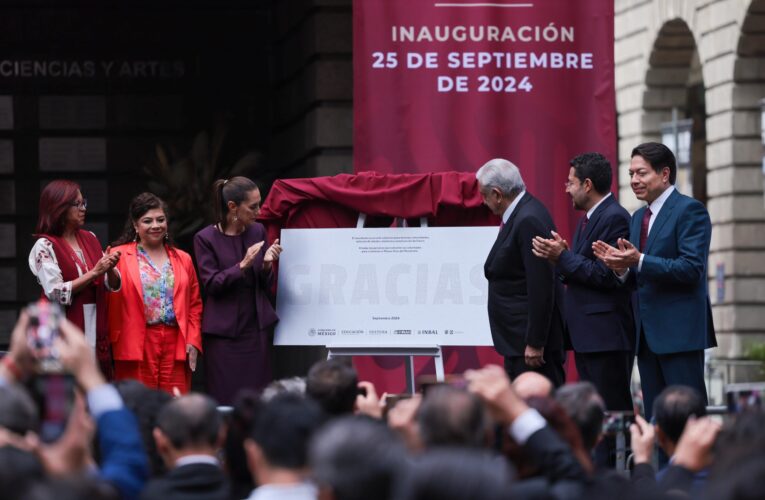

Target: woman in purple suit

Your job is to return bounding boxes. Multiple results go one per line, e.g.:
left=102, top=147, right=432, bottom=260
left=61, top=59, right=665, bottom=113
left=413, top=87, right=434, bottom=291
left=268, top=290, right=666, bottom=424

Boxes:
left=193, top=177, right=282, bottom=404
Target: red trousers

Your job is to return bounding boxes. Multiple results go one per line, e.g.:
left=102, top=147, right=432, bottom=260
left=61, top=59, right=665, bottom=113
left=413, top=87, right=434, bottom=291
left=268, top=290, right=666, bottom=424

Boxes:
left=114, top=324, right=190, bottom=395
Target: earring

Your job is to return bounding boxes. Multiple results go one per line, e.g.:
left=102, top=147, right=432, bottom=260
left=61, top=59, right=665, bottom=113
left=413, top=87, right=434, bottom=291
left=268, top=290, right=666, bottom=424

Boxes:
left=233, top=215, right=238, bottom=222
left=164, top=233, right=169, bottom=241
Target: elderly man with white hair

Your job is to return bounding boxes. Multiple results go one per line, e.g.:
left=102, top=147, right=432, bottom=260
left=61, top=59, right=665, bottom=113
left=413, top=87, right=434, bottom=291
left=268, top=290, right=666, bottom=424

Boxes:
left=477, top=158, right=565, bottom=387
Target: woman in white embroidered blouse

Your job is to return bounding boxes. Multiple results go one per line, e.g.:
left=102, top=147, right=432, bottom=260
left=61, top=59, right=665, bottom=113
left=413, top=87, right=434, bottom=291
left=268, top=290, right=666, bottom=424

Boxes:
left=28, top=180, right=122, bottom=377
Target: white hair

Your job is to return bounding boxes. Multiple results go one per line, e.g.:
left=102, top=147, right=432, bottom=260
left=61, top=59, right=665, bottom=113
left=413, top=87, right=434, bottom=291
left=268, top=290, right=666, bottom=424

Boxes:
left=475, top=158, right=526, bottom=196
left=260, top=376, right=307, bottom=402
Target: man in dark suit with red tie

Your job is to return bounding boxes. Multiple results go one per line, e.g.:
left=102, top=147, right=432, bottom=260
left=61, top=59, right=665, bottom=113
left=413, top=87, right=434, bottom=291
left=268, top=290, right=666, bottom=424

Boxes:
left=532, top=153, right=634, bottom=412
left=593, top=142, right=716, bottom=420
left=477, top=158, right=565, bottom=386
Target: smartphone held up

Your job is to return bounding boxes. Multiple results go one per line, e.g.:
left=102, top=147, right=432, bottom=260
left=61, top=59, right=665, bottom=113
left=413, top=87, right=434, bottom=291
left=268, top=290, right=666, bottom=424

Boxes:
left=26, top=299, right=64, bottom=373
left=24, top=299, right=76, bottom=443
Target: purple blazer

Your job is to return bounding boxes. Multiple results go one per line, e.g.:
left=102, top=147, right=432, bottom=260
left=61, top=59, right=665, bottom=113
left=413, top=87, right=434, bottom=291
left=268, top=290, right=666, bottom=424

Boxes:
left=193, top=223, right=279, bottom=337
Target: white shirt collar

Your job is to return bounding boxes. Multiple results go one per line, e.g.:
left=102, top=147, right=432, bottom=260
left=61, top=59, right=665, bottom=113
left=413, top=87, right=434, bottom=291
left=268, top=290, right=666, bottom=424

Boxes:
left=246, top=482, right=318, bottom=500
left=648, top=185, right=675, bottom=217
left=586, top=192, right=611, bottom=220
left=175, top=454, right=220, bottom=468
left=502, top=191, right=526, bottom=224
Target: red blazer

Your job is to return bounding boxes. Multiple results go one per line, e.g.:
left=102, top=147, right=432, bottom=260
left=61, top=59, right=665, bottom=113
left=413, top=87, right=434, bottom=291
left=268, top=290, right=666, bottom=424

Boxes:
left=108, top=243, right=203, bottom=361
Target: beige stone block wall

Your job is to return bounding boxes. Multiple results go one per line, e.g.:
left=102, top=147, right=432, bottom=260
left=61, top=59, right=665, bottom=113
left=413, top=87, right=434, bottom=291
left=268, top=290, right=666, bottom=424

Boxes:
left=707, top=165, right=764, bottom=196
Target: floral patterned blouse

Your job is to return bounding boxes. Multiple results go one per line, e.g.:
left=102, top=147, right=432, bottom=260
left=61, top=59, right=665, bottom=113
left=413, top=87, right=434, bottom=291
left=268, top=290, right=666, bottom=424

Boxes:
left=137, top=245, right=177, bottom=325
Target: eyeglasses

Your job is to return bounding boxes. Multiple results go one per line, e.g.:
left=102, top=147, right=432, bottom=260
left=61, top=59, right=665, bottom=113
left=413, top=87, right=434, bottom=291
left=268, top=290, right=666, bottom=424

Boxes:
left=564, top=180, right=586, bottom=188
left=70, top=199, right=88, bottom=210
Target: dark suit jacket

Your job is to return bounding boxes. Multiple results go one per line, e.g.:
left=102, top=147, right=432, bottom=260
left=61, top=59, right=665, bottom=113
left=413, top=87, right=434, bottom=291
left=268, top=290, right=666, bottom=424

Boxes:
left=555, top=195, right=634, bottom=353
left=140, top=462, right=230, bottom=500
left=627, top=189, right=716, bottom=354
left=631, top=463, right=697, bottom=499
left=510, top=426, right=588, bottom=499
left=484, top=193, right=564, bottom=357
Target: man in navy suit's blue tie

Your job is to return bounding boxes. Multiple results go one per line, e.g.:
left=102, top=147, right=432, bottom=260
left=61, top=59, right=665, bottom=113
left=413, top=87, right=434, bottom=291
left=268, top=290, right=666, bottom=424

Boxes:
left=593, top=142, right=717, bottom=419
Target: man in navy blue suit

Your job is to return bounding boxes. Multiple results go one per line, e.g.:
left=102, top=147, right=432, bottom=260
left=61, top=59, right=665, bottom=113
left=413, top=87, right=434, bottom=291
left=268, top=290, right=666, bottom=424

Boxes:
left=593, top=142, right=716, bottom=419
left=532, top=153, right=634, bottom=412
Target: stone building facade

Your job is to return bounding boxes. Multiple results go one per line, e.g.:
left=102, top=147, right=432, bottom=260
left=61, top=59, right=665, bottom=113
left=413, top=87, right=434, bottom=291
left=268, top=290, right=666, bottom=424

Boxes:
left=291, top=0, right=765, bottom=385
left=3, top=1, right=762, bottom=387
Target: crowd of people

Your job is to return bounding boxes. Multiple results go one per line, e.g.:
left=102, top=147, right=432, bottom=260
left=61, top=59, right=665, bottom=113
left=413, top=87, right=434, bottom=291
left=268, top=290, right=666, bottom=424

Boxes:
left=1, top=334, right=764, bottom=500
left=0, top=144, right=760, bottom=499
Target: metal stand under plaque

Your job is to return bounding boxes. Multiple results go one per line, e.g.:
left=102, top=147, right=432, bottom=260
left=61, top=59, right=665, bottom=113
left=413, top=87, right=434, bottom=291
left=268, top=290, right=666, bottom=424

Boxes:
left=325, top=214, right=445, bottom=394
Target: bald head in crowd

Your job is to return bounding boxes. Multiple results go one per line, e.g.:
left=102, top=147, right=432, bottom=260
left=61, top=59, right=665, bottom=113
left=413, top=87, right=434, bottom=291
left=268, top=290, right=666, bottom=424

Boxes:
left=512, top=372, right=553, bottom=399
left=153, top=393, right=223, bottom=466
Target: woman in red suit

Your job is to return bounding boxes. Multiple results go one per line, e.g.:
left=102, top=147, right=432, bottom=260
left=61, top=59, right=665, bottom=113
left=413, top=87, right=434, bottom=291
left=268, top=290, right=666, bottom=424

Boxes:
left=108, top=193, right=202, bottom=395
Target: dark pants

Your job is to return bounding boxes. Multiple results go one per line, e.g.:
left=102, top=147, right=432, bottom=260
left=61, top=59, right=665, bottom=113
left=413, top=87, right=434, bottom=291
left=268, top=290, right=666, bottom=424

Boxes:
left=574, top=350, right=634, bottom=411
left=637, top=331, right=708, bottom=421
left=574, top=350, right=634, bottom=468
left=504, top=349, right=565, bottom=388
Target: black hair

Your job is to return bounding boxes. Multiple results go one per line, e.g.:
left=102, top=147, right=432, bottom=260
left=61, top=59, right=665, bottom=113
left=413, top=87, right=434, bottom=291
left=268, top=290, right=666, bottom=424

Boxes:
left=113, top=380, right=172, bottom=477
left=310, top=415, right=406, bottom=500
left=395, top=448, right=512, bottom=500
left=249, top=393, right=325, bottom=469
left=554, top=382, right=606, bottom=451
left=704, top=410, right=765, bottom=500
left=631, top=142, right=677, bottom=184
left=570, top=152, right=613, bottom=195
left=212, top=176, right=259, bottom=227
left=0, top=446, right=45, bottom=499
left=0, top=383, right=39, bottom=435
left=418, top=385, right=487, bottom=449
left=156, top=393, right=222, bottom=450
left=112, top=192, right=173, bottom=247
left=223, top=389, right=262, bottom=499
left=306, top=359, right=359, bottom=416
left=653, top=385, right=706, bottom=444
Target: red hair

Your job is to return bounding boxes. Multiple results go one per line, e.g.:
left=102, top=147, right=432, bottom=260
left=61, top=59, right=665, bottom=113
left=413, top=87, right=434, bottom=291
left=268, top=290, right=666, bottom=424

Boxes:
left=35, top=180, right=81, bottom=236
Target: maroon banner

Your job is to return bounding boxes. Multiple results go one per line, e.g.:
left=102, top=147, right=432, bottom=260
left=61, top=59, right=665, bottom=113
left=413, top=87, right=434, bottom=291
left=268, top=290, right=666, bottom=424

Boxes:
left=353, top=0, right=616, bottom=235
left=351, top=0, right=615, bottom=390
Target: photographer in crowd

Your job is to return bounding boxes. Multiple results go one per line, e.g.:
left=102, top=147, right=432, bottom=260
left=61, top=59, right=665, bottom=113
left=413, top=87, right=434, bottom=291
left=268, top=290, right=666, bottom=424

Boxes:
left=0, top=309, right=148, bottom=499
left=3, top=303, right=765, bottom=500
